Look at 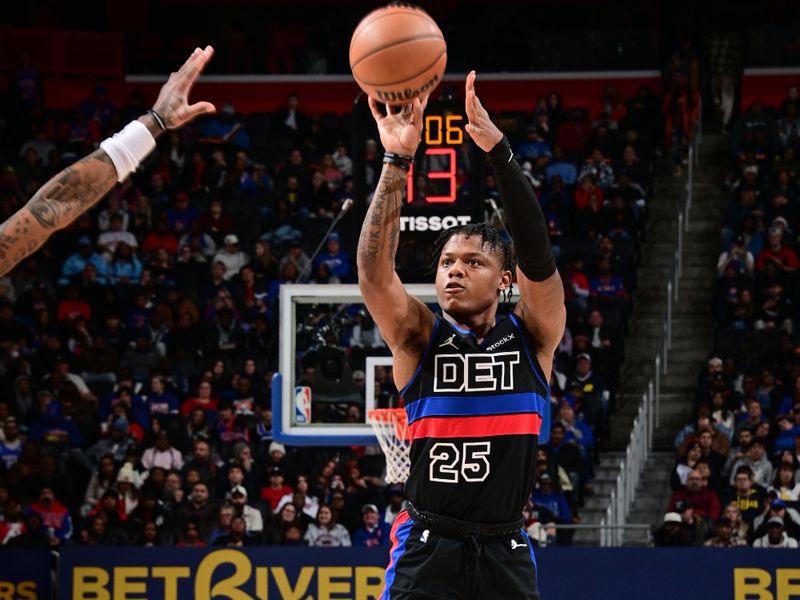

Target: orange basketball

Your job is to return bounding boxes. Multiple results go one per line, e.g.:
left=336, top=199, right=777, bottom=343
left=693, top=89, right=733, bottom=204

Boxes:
left=349, top=4, right=447, bottom=106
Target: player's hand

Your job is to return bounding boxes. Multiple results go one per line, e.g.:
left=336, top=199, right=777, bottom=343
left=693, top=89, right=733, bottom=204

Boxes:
left=368, top=95, right=428, bottom=157
left=464, top=70, right=503, bottom=152
left=152, top=46, right=217, bottom=129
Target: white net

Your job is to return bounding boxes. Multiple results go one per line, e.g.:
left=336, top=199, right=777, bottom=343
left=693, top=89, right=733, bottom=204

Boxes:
left=368, top=408, right=411, bottom=484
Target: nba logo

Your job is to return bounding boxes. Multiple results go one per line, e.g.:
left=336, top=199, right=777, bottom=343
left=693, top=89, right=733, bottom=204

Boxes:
left=294, top=386, right=312, bottom=424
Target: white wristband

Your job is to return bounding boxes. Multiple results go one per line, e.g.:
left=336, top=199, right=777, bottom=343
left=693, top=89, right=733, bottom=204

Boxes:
left=100, top=120, right=156, bottom=183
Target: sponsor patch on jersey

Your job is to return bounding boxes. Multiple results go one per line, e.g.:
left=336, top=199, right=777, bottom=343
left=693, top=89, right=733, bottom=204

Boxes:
left=485, top=333, right=515, bottom=351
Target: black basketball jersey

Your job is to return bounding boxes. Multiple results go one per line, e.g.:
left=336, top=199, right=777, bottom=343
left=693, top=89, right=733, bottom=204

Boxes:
left=401, top=313, right=549, bottom=524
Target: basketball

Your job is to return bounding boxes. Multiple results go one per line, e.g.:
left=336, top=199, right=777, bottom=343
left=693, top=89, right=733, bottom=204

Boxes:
left=349, top=4, right=447, bottom=106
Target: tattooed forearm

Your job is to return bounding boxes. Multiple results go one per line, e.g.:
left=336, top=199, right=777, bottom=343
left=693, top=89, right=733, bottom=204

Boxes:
left=357, top=164, right=406, bottom=279
left=0, top=149, right=117, bottom=275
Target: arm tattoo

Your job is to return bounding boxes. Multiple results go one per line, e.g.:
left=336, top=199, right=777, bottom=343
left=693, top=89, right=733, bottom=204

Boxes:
left=0, top=150, right=117, bottom=275
left=357, top=165, right=406, bottom=272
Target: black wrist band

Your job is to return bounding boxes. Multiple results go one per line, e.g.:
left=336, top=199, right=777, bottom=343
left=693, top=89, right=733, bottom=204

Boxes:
left=147, top=109, right=167, bottom=131
left=383, top=152, right=413, bottom=171
left=487, top=136, right=513, bottom=165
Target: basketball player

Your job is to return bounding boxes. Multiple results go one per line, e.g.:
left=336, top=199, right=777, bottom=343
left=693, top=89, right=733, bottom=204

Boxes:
left=358, top=71, right=564, bottom=599
left=0, top=46, right=217, bottom=276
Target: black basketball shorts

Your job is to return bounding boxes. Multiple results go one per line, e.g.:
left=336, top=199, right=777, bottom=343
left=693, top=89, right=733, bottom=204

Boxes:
left=381, top=510, right=541, bottom=600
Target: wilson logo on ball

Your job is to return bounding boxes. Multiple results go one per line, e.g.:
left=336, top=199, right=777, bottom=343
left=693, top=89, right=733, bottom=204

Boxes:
left=375, top=73, right=441, bottom=104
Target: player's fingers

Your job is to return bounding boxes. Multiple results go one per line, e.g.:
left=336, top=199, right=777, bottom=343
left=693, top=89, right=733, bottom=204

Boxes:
left=186, top=101, right=217, bottom=120
left=367, top=96, right=385, bottom=121
left=176, top=46, right=209, bottom=91
left=466, top=70, right=476, bottom=95
left=412, top=97, right=424, bottom=126
left=178, top=47, right=204, bottom=79
left=420, top=93, right=430, bottom=112
left=183, top=46, right=214, bottom=94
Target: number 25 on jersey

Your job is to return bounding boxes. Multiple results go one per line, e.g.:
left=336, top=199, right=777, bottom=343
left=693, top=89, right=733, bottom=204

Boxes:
left=429, top=441, right=491, bottom=483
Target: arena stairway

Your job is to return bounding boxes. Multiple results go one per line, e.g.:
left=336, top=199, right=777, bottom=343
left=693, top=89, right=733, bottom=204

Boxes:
left=615, top=133, right=731, bottom=544
left=608, top=133, right=730, bottom=453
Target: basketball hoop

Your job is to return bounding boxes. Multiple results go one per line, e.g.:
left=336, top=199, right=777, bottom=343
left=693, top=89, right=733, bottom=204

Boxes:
left=368, top=408, right=411, bottom=483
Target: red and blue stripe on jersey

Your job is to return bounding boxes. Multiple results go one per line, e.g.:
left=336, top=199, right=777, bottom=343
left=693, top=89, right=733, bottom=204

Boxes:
left=406, top=392, right=545, bottom=439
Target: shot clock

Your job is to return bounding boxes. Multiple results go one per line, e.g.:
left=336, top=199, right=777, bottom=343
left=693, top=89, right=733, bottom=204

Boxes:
left=353, top=96, right=485, bottom=282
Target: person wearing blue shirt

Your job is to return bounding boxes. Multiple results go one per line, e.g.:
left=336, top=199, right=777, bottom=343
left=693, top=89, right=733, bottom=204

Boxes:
left=60, top=236, right=109, bottom=285
left=532, top=472, right=572, bottom=525
left=139, top=375, right=180, bottom=428
left=201, top=103, right=250, bottom=149
left=28, top=401, right=83, bottom=450
left=0, top=417, right=23, bottom=470
left=166, top=192, right=199, bottom=235
left=109, top=243, right=143, bottom=285
left=558, top=401, right=595, bottom=456
left=545, top=147, right=578, bottom=186
left=353, top=504, right=391, bottom=547
left=516, top=126, right=552, bottom=162
left=312, top=233, right=352, bottom=280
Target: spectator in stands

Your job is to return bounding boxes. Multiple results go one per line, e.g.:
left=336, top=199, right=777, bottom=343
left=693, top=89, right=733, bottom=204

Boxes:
left=728, top=439, right=773, bottom=489
left=556, top=402, right=594, bottom=460
left=141, top=431, right=183, bottom=470
left=653, top=512, right=691, bottom=547
left=97, top=214, right=138, bottom=262
left=213, top=235, right=249, bottom=281
left=209, top=504, right=234, bottom=544
left=668, top=469, right=720, bottom=524
left=720, top=503, right=749, bottom=545
left=516, top=126, right=552, bottom=162
left=29, top=486, right=72, bottom=546
left=176, top=521, right=207, bottom=547
left=312, top=233, right=352, bottom=281
left=771, top=463, right=800, bottom=502
left=353, top=503, right=390, bottom=548
left=751, top=498, right=800, bottom=542
left=277, top=241, right=310, bottom=284
left=717, top=235, right=754, bottom=277
left=755, top=227, right=799, bottom=272
left=704, top=517, right=746, bottom=547
left=266, top=502, right=302, bottom=545
left=305, top=503, right=351, bottom=547
left=261, top=466, right=292, bottom=512
left=673, top=499, right=708, bottom=545
left=589, top=258, right=626, bottom=309
left=6, top=511, right=49, bottom=550
left=276, top=475, right=318, bottom=520
left=546, top=421, right=584, bottom=492
left=201, top=103, right=250, bottom=149
left=176, top=482, right=217, bottom=543
left=722, top=467, right=766, bottom=526
left=213, top=514, right=256, bottom=546
left=227, top=485, right=263, bottom=535
left=671, top=441, right=702, bottom=490
left=545, top=147, right=577, bottom=186
left=532, top=472, right=572, bottom=530
left=579, top=149, right=615, bottom=191
left=753, top=517, right=799, bottom=548
left=60, top=236, right=110, bottom=285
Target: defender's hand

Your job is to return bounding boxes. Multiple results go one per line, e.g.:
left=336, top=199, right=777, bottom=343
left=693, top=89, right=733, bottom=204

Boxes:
left=152, top=46, right=217, bottom=129
left=464, top=70, right=503, bottom=152
left=368, top=95, right=428, bottom=156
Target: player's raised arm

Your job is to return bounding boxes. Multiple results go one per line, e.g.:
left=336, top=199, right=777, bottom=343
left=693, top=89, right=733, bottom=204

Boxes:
left=464, top=71, right=566, bottom=377
left=357, top=97, right=436, bottom=375
left=0, top=46, right=217, bottom=276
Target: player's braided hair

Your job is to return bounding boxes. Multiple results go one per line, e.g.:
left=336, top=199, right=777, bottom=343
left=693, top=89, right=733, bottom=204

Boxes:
left=431, top=223, right=515, bottom=306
